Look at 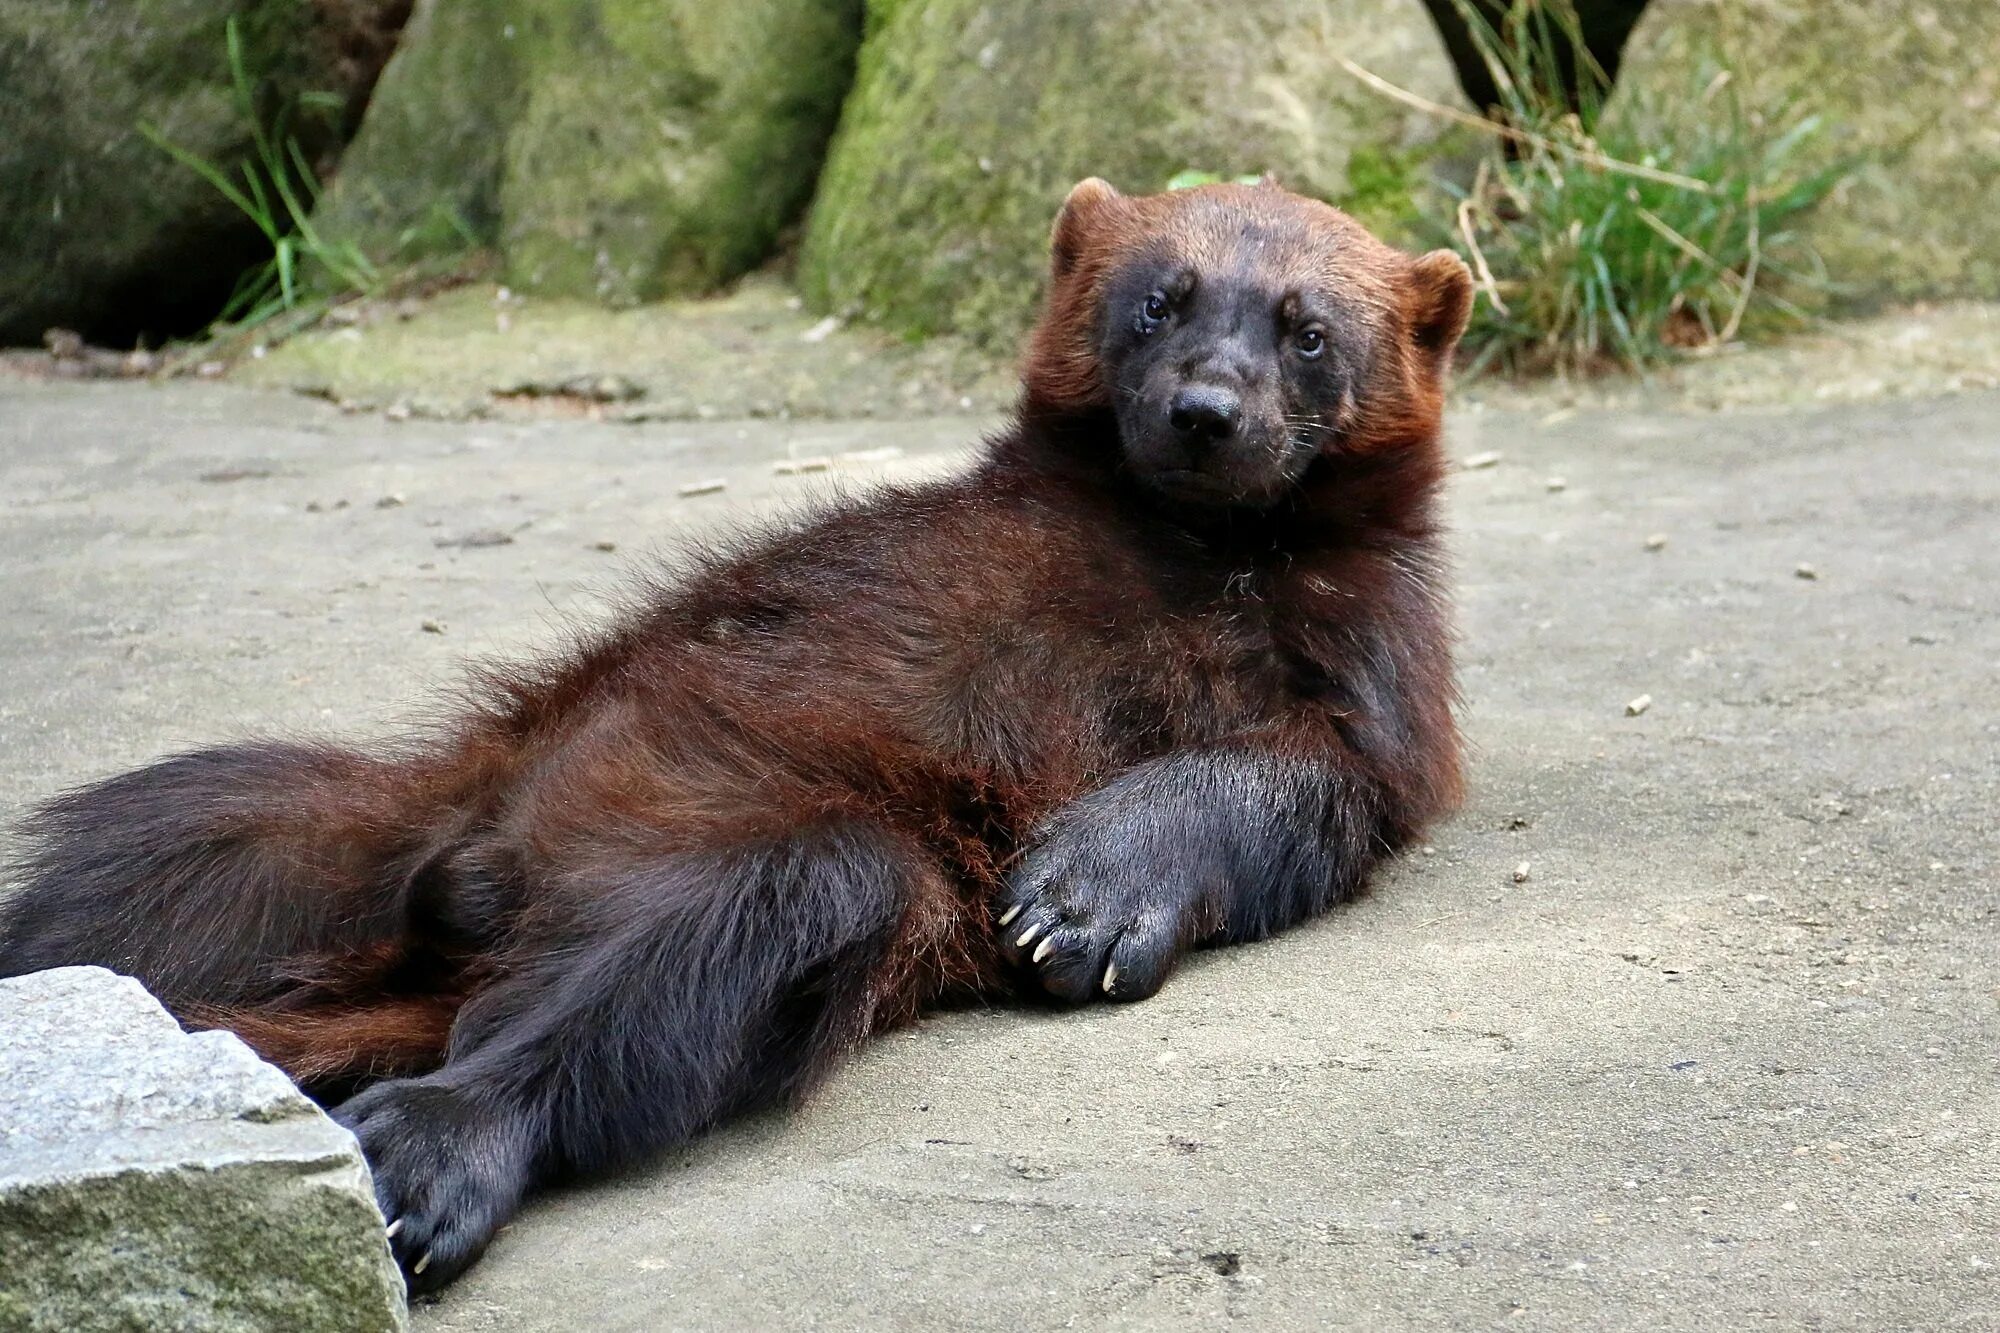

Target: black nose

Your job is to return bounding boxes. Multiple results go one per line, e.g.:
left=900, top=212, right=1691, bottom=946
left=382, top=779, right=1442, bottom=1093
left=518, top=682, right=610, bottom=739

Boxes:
left=1167, top=385, right=1241, bottom=442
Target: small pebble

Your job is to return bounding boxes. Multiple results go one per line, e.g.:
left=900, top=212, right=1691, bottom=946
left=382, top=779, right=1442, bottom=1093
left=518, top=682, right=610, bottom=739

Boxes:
left=1546, top=476, right=1567, bottom=492
left=1626, top=693, right=1653, bottom=717
left=1795, top=562, right=1818, bottom=580
left=774, top=457, right=833, bottom=476
left=420, top=619, right=445, bottom=634
left=375, top=492, right=406, bottom=509
left=1461, top=450, right=1503, bottom=470
left=433, top=529, right=513, bottom=549
left=839, top=446, right=904, bottom=466
left=677, top=478, right=727, bottom=497
left=1645, top=533, right=1668, bottom=551
left=1512, top=861, right=1532, bottom=884
left=592, top=540, right=617, bottom=552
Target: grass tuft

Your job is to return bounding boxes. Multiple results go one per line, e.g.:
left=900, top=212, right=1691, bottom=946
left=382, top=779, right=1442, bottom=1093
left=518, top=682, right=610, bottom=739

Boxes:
left=140, top=19, right=380, bottom=337
left=1359, top=0, right=1852, bottom=376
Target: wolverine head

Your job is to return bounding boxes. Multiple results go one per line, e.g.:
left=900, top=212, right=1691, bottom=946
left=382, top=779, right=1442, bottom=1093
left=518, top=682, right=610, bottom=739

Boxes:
left=1022, top=177, right=1473, bottom=510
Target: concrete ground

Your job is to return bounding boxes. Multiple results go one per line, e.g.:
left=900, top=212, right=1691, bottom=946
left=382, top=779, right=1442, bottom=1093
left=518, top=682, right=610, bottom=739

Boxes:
left=1, top=380, right=1994, bottom=1331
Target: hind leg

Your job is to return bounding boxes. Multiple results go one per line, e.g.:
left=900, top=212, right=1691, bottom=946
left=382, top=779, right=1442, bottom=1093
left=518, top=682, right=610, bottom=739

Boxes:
left=333, top=820, right=936, bottom=1291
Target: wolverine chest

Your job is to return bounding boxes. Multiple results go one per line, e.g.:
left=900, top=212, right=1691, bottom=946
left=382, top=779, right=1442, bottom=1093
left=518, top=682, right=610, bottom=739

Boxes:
left=1072, top=562, right=1370, bottom=758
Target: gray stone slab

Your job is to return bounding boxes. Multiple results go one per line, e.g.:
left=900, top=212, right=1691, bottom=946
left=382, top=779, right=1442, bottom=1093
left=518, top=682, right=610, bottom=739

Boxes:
left=0, top=966, right=406, bottom=1333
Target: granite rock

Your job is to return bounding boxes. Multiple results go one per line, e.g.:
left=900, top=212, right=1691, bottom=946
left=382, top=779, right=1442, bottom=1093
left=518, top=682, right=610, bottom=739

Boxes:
left=0, top=966, right=404, bottom=1333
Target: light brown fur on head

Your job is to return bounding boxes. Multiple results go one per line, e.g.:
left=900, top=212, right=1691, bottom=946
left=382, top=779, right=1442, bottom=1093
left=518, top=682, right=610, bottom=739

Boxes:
left=1022, top=178, right=1472, bottom=457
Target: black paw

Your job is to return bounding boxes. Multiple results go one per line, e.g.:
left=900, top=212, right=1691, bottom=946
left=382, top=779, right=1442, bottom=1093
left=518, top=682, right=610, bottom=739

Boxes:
left=998, top=798, right=1220, bottom=1005
left=332, top=1076, right=533, bottom=1294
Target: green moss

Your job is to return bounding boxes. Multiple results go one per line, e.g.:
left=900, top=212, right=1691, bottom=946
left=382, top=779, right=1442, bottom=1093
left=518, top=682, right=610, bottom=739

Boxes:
left=1609, top=0, right=2000, bottom=303
left=0, top=0, right=346, bottom=343
left=1341, top=145, right=1425, bottom=242
left=311, top=0, right=521, bottom=264
left=319, top=0, right=862, bottom=304
left=800, top=0, right=1471, bottom=350
left=0, top=1160, right=401, bottom=1333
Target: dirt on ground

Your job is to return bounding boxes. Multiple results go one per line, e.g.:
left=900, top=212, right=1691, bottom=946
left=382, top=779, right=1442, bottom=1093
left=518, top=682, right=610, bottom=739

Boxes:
left=6, top=277, right=1998, bottom=426
left=1, top=372, right=1994, bottom=1330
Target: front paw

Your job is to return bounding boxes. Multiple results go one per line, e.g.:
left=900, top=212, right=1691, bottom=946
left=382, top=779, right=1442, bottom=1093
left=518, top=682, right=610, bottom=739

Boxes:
left=999, top=814, right=1219, bottom=1005
left=333, top=1076, right=532, bottom=1294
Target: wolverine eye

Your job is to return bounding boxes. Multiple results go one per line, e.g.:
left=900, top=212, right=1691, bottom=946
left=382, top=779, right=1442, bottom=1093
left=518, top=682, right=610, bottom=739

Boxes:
left=1296, top=327, right=1326, bottom=359
left=1138, top=291, right=1170, bottom=332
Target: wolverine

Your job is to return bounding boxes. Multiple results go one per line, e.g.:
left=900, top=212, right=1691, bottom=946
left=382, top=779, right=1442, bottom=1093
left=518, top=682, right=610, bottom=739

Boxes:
left=0, top=179, right=1473, bottom=1291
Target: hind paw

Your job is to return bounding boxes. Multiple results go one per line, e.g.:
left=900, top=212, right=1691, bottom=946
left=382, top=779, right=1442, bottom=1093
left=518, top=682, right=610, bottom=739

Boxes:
left=333, top=1076, right=532, bottom=1294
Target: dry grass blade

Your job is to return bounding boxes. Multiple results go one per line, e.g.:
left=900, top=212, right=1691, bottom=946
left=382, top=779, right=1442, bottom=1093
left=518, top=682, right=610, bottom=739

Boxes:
left=1455, top=195, right=1509, bottom=316
left=1336, top=56, right=1714, bottom=193
left=1634, top=206, right=1745, bottom=294
left=1717, top=206, right=1761, bottom=344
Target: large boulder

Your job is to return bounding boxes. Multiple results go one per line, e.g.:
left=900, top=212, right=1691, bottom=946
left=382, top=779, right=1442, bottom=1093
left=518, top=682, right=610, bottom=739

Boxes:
left=0, top=0, right=402, bottom=347
left=1608, top=0, right=2000, bottom=303
left=0, top=967, right=405, bottom=1333
left=798, top=0, right=1472, bottom=349
left=318, top=0, right=865, bottom=304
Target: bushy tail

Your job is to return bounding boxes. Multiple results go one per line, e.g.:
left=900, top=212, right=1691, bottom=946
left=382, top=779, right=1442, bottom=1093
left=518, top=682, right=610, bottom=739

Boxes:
left=0, top=741, right=472, bottom=1088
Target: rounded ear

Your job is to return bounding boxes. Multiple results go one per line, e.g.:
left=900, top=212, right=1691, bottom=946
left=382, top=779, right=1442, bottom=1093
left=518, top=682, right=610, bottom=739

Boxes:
left=1255, top=171, right=1283, bottom=190
left=1049, top=177, right=1123, bottom=279
left=1406, top=249, right=1474, bottom=368
left=1025, top=178, right=1126, bottom=411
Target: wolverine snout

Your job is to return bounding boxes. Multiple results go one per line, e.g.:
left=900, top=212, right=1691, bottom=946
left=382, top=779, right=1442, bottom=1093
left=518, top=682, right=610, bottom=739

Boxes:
left=1167, top=384, right=1242, bottom=443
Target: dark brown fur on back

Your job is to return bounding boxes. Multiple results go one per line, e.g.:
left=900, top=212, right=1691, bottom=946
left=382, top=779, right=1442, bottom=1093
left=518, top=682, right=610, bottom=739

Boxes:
left=0, top=180, right=1473, bottom=1292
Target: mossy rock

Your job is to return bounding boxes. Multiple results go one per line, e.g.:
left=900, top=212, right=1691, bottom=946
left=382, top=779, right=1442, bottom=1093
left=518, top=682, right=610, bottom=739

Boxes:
left=0, top=0, right=365, bottom=346
left=798, top=0, right=1473, bottom=349
left=1608, top=0, right=2000, bottom=304
left=307, top=0, right=520, bottom=262
left=318, top=0, right=864, bottom=304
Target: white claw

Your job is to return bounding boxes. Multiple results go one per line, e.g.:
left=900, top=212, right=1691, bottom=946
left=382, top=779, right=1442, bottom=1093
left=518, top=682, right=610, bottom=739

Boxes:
left=1032, top=937, right=1055, bottom=964
left=1102, top=962, right=1119, bottom=993
left=1015, top=922, right=1042, bottom=949
left=412, top=1252, right=433, bottom=1276
left=384, top=1219, right=404, bottom=1241
left=998, top=903, right=1023, bottom=927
